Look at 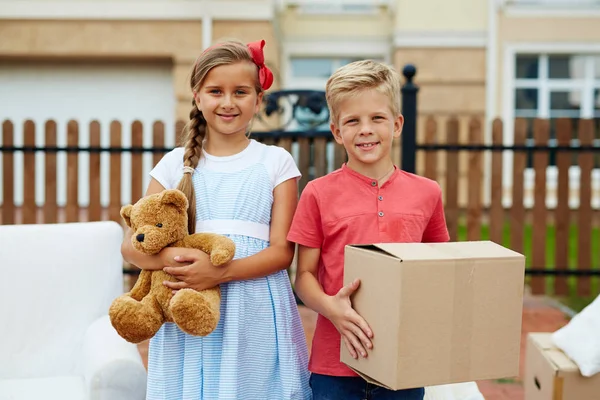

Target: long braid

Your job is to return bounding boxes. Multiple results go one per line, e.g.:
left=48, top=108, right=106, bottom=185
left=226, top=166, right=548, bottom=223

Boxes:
left=176, top=99, right=206, bottom=234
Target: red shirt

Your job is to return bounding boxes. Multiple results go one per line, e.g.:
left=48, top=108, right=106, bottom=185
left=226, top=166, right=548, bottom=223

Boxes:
left=287, top=164, right=450, bottom=376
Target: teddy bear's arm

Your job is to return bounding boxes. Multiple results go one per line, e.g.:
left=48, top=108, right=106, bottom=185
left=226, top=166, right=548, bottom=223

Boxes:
left=128, top=269, right=153, bottom=300
left=181, top=233, right=236, bottom=266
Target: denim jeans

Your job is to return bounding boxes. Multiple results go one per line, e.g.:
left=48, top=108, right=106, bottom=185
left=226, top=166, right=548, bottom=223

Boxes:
left=309, top=373, right=425, bottom=400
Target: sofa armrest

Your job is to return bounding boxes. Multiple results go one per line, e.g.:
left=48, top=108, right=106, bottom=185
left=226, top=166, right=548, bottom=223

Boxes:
left=82, top=315, right=147, bottom=400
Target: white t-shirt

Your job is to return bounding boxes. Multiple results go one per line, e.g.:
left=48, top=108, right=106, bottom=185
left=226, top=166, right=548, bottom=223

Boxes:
left=150, top=139, right=301, bottom=192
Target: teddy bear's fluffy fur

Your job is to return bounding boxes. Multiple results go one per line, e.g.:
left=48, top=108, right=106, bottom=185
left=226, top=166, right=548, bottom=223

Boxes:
left=109, top=189, right=236, bottom=344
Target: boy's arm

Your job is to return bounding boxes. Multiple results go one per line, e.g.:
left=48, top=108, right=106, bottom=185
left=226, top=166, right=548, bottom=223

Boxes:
left=295, top=245, right=373, bottom=359
left=290, top=182, right=373, bottom=359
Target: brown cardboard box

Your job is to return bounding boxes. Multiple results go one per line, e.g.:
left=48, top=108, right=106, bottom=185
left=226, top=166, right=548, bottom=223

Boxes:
left=341, top=240, right=525, bottom=390
left=524, top=333, right=600, bottom=400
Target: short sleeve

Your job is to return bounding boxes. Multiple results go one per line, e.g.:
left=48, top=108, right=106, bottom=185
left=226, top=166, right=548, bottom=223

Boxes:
left=149, top=147, right=185, bottom=190
left=272, top=146, right=301, bottom=188
left=287, top=181, right=323, bottom=248
left=422, top=189, right=450, bottom=243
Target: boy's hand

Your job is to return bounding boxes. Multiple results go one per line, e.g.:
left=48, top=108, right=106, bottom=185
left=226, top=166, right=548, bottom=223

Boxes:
left=326, top=278, right=374, bottom=359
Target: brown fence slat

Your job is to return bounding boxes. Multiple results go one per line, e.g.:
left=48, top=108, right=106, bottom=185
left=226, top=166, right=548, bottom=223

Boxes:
left=109, top=121, right=122, bottom=223
left=66, top=120, right=79, bottom=223
left=131, top=121, right=143, bottom=204
left=489, top=118, right=504, bottom=244
left=577, top=119, right=593, bottom=296
left=44, top=120, right=58, bottom=224
left=313, top=138, right=327, bottom=179
left=554, top=118, right=571, bottom=295
left=23, top=120, right=36, bottom=224
left=153, top=121, right=165, bottom=168
left=423, top=117, right=437, bottom=181
left=88, top=121, right=101, bottom=222
left=277, top=137, right=292, bottom=154
left=2, top=121, right=15, bottom=225
left=297, top=138, right=310, bottom=192
left=445, top=117, right=460, bottom=241
left=466, top=118, right=482, bottom=241
left=531, top=118, right=549, bottom=295
left=334, top=143, right=346, bottom=170
left=511, top=118, right=527, bottom=254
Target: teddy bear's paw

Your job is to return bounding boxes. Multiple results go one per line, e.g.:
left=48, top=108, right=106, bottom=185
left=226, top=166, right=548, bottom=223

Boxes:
left=109, top=297, right=164, bottom=343
left=170, top=288, right=221, bottom=336
left=210, top=248, right=234, bottom=266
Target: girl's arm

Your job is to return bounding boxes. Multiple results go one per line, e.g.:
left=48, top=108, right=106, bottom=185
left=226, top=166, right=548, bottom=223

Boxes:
left=163, top=178, right=298, bottom=289
left=121, top=178, right=191, bottom=270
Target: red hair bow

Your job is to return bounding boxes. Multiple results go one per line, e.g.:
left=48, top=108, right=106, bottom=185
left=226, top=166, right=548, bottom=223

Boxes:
left=247, top=40, right=274, bottom=91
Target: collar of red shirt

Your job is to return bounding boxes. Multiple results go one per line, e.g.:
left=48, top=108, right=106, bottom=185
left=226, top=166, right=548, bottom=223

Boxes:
left=341, top=163, right=400, bottom=188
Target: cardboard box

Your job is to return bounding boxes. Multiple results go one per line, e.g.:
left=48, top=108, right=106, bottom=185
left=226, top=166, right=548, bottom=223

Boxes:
left=525, top=333, right=600, bottom=400
left=341, top=240, right=525, bottom=390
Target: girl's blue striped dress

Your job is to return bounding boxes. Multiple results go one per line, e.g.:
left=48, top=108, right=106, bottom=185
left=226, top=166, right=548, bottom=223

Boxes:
left=147, top=139, right=311, bottom=400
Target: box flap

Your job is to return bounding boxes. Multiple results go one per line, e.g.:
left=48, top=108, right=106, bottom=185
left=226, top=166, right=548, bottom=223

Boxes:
left=346, top=366, right=395, bottom=391
left=356, top=241, right=524, bottom=262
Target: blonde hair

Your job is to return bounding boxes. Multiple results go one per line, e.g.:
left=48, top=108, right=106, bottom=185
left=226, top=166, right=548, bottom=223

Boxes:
left=325, top=59, right=401, bottom=125
left=178, top=40, right=263, bottom=233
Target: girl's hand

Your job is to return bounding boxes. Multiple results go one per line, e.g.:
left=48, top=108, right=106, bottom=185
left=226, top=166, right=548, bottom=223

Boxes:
left=325, top=279, right=374, bottom=359
left=162, top=249, right=227, bottom=292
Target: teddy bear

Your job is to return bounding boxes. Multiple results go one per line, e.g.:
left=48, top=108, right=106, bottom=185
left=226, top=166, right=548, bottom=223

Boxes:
left=108, top=189, right=236, bottom=344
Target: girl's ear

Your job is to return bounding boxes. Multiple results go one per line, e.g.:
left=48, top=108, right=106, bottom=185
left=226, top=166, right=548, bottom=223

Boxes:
left=193, top=91, right=201, bottom=110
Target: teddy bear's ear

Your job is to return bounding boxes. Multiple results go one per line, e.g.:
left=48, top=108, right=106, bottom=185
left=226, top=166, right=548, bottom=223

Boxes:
left=120, top=204, right=133, bottom=227
left=160, top=189, right=189, bottom=212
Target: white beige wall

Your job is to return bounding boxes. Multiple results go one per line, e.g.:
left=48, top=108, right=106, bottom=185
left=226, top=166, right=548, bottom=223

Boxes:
left=279, top=6, right=392, bottom=39
left=394, top=0, right=487, bottom=32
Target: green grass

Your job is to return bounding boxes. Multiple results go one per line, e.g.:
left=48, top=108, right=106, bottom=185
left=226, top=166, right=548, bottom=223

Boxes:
left=456, top=222, right=600, bottom=313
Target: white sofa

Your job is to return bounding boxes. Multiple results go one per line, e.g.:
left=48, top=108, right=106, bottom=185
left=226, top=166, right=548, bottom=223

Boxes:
left=0, top=221, right=147, bottom=400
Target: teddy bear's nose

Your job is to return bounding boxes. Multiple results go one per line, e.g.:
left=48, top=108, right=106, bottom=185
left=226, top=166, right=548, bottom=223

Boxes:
left=136, top=233, right=145, bottom=242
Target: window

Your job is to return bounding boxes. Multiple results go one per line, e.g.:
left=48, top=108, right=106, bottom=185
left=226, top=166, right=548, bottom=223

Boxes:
left=290, top=57, right=362, bottom=80
left=288, top=0, right=387, bottom=14
left=288, top=56, right=381, bottom=90
left=513, top=54, right=600, bottom=167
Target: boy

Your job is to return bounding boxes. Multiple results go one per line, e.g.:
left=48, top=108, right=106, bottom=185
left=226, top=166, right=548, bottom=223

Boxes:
left=287, top=60, right=450, bottom=399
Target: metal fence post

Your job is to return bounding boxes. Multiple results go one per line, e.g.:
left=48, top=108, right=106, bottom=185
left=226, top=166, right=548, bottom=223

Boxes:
left=401, top=64, right=419, bottom=174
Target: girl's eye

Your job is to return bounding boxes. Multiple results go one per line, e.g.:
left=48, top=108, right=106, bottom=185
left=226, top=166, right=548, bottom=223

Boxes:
left=236, top=90, right=247, bottom=95
left=210, top=89, right=221, bottom=94
left=156, top=223, right=163, bottom=228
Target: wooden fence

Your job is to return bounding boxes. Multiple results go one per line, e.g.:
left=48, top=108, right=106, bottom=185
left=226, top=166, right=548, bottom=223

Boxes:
left=1, top=117, right=599, bottom=297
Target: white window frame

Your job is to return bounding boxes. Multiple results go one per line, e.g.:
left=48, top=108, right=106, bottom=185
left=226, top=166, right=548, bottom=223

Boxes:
left=503, top=43, right=600, bottom=209
left=281, top=0, right=392, bottom=15
left=501, top=0, right=600, bottom=17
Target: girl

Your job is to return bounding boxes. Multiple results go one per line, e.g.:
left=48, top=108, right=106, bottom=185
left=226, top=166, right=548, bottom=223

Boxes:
left=121, top=39, right=311, bottom=400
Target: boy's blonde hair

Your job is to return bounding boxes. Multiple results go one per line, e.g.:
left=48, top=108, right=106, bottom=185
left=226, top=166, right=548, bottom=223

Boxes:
left=325, top=59, right=401, bottom=125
